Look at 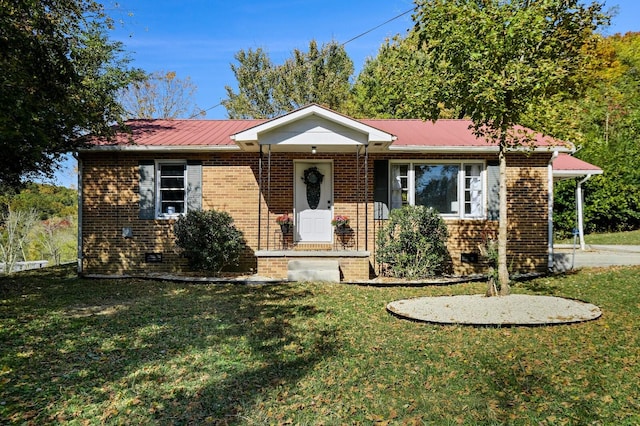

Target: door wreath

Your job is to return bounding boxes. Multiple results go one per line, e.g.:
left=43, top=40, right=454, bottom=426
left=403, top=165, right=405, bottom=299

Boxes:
left=302, top=166, right=324, bottom=209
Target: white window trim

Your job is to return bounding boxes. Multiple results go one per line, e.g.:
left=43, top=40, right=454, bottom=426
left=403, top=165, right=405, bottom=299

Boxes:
left=155, top=160, right=187, bottom=220
left=389, top=160, right=487, bottom=219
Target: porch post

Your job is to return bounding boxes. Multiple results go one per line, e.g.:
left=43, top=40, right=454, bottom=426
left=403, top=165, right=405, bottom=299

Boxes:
left=577, top=174, right=593, bottom=251
left=355, top=146, right=360, bottom=251
left=267, top=145, right=272, bottom=250
left=364, top=144, right=369, bottom=251
left=258, top=146, right=263, bottom=251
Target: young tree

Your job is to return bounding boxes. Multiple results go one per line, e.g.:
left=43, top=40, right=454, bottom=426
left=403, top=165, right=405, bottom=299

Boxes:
left=414, top=0, right=608, bottom=295
left=120, top=71, right=204, bottom=119
left=223, top=40, right=354, bottom=118
left=0, top=208, right=39, bottom=274
left=0, top=0, right=143, bottom=189
left=38, top=217, right=75, bottom=265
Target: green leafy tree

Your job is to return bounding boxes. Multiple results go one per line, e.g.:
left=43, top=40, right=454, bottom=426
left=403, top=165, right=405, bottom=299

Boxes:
left=277, top=40, right=354, bottom=112
left=120, top=70, right=204, bottom=119
left=1, top=183, right=78, bottom=220
left=349, top=32, right=460, bottom=119
left=414, top=0, right=608, bottom=295
left=222, top=48, right=284, bottom=119
left=0, top=0, right=143, bottom=189
left=525, top=32, right=640, bottom=237
left=223, top=40, right=354, bottom=118
left=569, top=33, right=640, bottom=233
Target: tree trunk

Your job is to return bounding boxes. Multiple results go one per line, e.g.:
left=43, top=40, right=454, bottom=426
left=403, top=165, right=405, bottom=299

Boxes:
left=498, top=146, right=511, bottom=295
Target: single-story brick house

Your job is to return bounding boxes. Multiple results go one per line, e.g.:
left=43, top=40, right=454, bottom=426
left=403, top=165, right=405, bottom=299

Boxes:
left=77, top=104, right=600, bottom=281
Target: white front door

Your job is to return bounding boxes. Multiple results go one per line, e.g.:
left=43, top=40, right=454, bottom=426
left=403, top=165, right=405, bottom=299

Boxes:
left=295, top=161, right=333, bottom=243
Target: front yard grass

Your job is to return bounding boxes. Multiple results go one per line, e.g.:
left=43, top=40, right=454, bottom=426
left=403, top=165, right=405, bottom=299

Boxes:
left=558, top=228, right=640, bottom=245
left=1, top=265, right=639, bottom=424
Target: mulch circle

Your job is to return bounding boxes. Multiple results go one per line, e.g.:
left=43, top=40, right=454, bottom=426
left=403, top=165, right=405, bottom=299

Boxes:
left=387, top=294, right=602, bottom=326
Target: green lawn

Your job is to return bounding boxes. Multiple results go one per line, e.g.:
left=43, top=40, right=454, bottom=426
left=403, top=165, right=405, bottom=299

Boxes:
left=558, top=228, right=640, bottom=245
left=1, top=266, right=639, bottom=424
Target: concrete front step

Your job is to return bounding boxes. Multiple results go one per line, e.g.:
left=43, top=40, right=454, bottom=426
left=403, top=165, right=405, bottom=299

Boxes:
left=287, top=259, right=340, bottom=282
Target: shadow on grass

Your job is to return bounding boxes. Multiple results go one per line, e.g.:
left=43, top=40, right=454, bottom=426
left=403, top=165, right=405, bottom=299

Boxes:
left=477, top=354, right=602, bottom=424
left=0, top=265, right=337, bottom=424
left=515, top=270, right=579, bottom=295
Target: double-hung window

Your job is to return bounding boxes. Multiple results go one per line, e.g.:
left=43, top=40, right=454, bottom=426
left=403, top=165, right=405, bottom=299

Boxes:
left=390, top=161, right=485, bottom=219
left=157, top=162, right=187, bottom=217
left=138, top=160, right=202, bottom=220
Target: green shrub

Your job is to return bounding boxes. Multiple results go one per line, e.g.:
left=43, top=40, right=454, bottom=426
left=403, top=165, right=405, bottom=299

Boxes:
left=174, top=209, right=245, bottom=274
left=376, top=205, right=451, bottom=279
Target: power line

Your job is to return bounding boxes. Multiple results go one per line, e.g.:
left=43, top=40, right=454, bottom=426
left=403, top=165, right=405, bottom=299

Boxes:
left=189, top=102, right=222, bottom=119
left=200, top=7, right=414, bottom=117
left=342, top=7, right=414, bottom=46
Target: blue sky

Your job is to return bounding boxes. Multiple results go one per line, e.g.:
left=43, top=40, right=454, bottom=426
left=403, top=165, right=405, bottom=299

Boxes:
left=52, top=0, right=639, bottom=187
left=109, top=0, right=418, bottom=119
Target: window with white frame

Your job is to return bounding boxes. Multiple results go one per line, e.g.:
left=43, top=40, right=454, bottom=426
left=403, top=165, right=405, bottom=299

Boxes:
left=156, top=162, right=187, bottom=217
left=390, top=161, right=485, bottom=218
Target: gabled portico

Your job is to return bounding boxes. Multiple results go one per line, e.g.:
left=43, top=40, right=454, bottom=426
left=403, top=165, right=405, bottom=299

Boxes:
left=232, top=104, right=394, bottom=249
left=232, top=104, right=395, bottom=153
left=231, top=104, right=395, bottom=281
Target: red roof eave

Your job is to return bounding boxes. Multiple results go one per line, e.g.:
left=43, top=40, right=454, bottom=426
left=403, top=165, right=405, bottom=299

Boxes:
left=553, top=153, right=603, bottom=179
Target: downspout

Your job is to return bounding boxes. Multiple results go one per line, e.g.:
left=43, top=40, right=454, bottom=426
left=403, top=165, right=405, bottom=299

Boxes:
left=548, top=150, right=559, bottom=271
left=576, top=174, right=593, bottom=251
left=73, top=152, right=83, bottom=275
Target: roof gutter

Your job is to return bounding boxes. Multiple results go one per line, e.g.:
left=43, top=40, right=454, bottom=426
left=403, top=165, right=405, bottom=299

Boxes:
left=387, top=145, right=572, bottom=153
left=553, top=170, right=603, bottom=179
left=77, top=145, right=241, bottom=152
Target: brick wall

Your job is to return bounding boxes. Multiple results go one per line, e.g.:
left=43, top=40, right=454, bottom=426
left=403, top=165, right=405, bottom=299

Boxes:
left=79, top=150, right=551, bottom=277
left=256, top=255, right=370, bottom=281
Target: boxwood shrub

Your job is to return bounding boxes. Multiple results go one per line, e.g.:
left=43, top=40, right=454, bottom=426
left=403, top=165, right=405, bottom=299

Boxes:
left=376, top=205, right=451, bottom=279
left=174, top=209, right=245, bottom=274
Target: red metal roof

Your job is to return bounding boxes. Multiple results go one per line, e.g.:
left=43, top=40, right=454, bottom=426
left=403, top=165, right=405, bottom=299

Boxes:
left=88, top=117, right=564, bottom=149
left=91, top=119, right=265, bottom=147
left=362, top=119, right=563, bottom=147
left=553, top=153, right=603, bottom=174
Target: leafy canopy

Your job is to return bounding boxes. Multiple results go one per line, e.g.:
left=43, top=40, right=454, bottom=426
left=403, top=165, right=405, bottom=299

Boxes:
left=413, top=0, right=608, bottom=292
left=414, top=0, right=608, bottom=144
left=349, top=32, right=460, bottom=119
left=223, top=40, right=354, bottom=118
left=538, top=32, right=640, bottom=236
left=0, top=0, right=143, bottom=189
